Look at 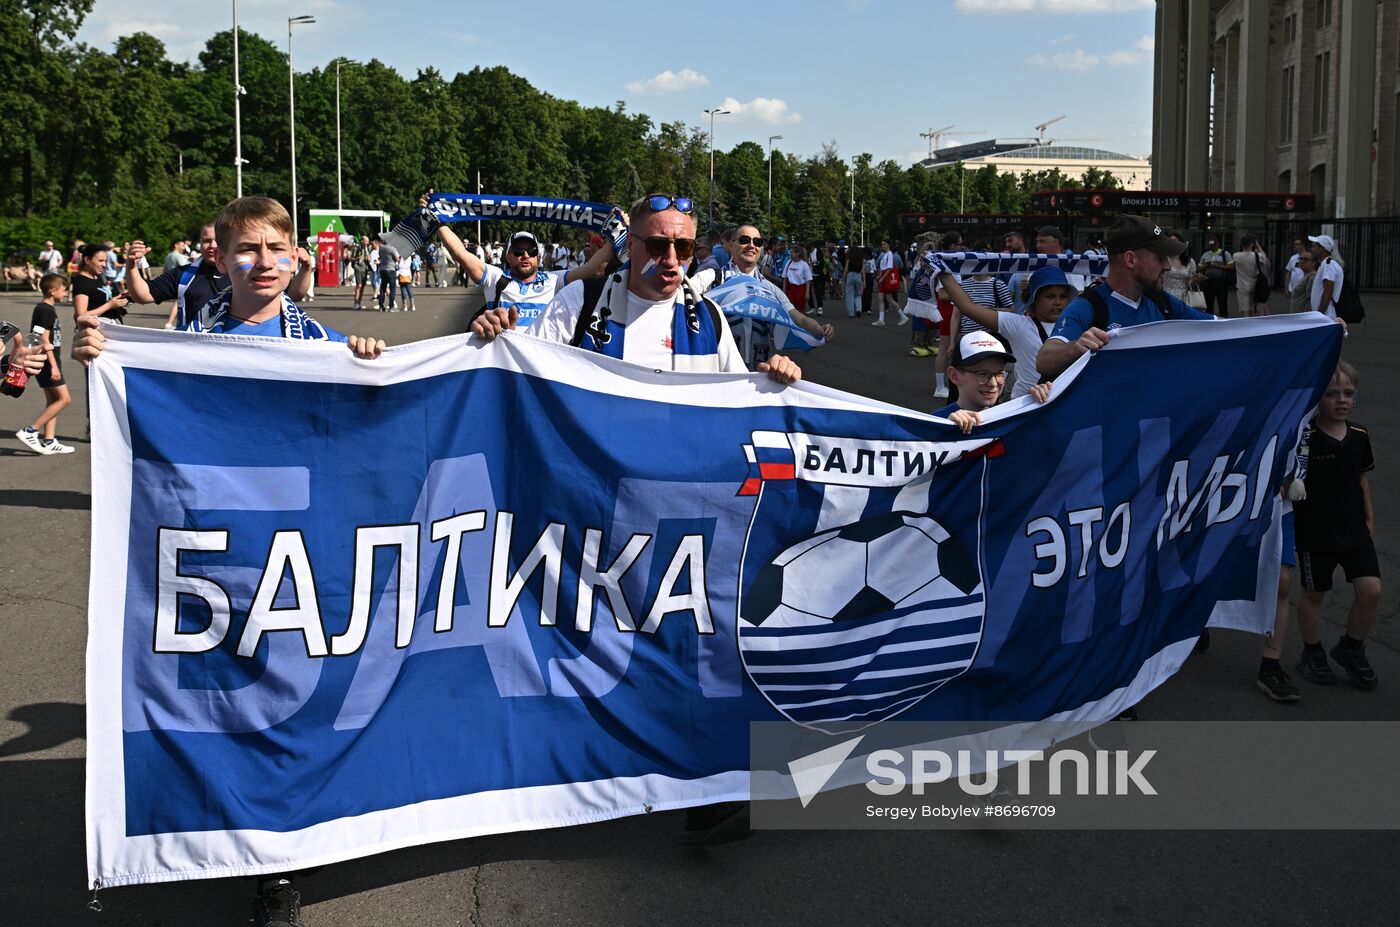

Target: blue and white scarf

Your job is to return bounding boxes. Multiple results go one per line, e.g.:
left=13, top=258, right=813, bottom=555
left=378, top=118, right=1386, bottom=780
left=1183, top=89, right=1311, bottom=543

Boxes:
left=186, top=290, right=333, bottom=340
left=933, top=251, right=1109, bottom=277
left=577, top=269, right=722, bottom=373
left=385, top=194, right=630, bottom=258
left=704, top=272, right=824, bottom=353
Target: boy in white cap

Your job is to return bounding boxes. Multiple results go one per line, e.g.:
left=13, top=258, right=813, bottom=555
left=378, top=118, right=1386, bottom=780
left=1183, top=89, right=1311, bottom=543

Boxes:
left=936, top=329, right=1052, bottom=433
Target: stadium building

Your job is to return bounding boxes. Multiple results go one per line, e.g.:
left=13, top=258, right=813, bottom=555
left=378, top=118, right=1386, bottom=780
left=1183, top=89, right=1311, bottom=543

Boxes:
left=917, top=139, right=1152, bottom=190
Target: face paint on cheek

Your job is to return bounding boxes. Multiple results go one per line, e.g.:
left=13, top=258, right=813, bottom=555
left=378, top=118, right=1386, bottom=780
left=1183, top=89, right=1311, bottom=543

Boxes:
left=275, top=257, right=294, bottom=271
left=640, top=258, right=659, bottom=279
left=234, top=260, right=256, bottom=273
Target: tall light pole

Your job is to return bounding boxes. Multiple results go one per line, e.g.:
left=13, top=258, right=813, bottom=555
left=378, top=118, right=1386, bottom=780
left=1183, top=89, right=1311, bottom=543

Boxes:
left=476, top=169, right=483, bottom=245
left=767, top=134, right=782, bottom=233
left=704, top=107, right=729, bottom=233
left=335, top=60, right=342, bottom=210
left=233, top=1, right=246, bottom=196
left=287, top=14, right=315, bottom=249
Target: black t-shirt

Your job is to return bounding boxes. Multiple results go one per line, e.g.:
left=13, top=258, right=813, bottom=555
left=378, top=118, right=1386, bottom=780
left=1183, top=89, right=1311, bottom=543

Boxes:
left=146, top=259, right=229, bottom=325
left=30, top=301, right=60, bottom=348
left=71, top=274, right=123, bottom=324
left=1294, top=421, right=1375, bottom=550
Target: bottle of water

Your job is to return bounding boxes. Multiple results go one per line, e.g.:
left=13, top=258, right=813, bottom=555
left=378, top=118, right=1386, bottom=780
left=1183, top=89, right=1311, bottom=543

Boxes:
left=1, top=332, right=43, bottom=398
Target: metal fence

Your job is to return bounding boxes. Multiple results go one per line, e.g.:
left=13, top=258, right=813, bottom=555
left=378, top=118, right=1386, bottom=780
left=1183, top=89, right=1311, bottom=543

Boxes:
left=1266, top=217, right=1400, bottom=293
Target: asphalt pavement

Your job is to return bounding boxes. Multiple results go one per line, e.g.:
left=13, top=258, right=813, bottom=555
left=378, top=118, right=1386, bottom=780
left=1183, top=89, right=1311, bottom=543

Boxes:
left=1, top=281, right=1396, bottom=925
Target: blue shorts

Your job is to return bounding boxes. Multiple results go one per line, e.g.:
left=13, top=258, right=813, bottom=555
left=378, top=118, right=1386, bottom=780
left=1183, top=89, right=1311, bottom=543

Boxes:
left=1280, top=510, right=1296, bottom=568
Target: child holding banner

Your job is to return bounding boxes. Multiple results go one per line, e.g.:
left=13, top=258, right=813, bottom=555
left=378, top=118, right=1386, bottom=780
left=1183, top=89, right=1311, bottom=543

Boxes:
left=935, top=329, right=1052, bottom=433
left=73, top=195, right=383, bottom=926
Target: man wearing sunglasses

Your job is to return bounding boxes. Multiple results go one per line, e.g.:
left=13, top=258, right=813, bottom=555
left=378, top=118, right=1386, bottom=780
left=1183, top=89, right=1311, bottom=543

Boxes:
left=424, top=196, right=617, bottom=327
left=472, top=195, right=799, bottom=384
left=718, top=225, right=833, bottom=369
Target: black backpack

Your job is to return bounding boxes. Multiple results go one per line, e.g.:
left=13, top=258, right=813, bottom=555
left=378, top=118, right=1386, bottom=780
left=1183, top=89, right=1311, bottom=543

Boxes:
left=1325, top=259, right=1365, bottom=324
left=1081, top=283, right=1174, bottom=332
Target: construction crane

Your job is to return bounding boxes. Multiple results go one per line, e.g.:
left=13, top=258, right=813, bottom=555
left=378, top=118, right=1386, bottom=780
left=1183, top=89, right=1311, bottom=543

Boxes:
left=919, top=126, right=987, bottom=159
left=919, top=125, right=954, bottom=159
left=1035, top=115, right=1067, bottom=144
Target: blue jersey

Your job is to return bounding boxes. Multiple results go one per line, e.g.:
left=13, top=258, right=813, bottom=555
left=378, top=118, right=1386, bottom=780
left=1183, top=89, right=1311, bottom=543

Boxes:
left=480, top=264, right=570, bottom=327
left=1049, top=282, right=1213, bottom=343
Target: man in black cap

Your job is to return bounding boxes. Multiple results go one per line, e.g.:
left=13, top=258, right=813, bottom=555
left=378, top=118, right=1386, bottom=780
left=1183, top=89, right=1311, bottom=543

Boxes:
left=1036, top=215, right=1214, bottom=379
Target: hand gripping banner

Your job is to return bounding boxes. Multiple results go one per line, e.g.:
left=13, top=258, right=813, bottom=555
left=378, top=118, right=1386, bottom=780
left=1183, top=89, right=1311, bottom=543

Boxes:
left=86, top=314, right=1340, bottom=886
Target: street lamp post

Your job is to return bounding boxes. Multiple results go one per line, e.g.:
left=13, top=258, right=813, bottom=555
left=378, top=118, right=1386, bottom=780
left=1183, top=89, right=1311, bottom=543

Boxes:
left=335, top=60, right=342, bottom=210
left=704, top=107, right=730, bottom=234
left=767, top=134, right=782, bottom=233
left=287, top=14, right=315, bottom=249
left=233, top=1, right=246, bottom=196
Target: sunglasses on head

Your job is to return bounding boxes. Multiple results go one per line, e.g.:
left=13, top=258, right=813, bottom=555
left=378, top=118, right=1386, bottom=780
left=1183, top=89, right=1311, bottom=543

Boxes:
left=510, top=246, right=539, bottom=257
left=645, top=195, right=694, bottom=215
left=641, top=236, right=697, bottom=260
left=736, top=234, right=766, bottom=247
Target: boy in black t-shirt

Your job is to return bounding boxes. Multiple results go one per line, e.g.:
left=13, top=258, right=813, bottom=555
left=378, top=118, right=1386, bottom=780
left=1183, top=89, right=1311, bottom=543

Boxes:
left=14, top=273, right=75, bottom=455
left=1293, top=360, right=1381, bottom=689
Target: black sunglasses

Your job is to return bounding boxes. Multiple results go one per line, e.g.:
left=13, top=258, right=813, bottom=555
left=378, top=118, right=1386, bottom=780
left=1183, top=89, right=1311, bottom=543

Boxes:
left=645, top=195, right=694, bottom=215
left=641, top=236, right=696, bottom=260
left=510, top=246, right=539, bottom=257
left=736, top=235, right=766, bottom=247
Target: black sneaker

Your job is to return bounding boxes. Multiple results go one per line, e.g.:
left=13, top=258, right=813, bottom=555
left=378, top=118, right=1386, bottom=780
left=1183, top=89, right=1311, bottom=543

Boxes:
left=251, top=877, right=303, bottom=927
left=1295, top=649, right=1336, bottom=685
left=675, top=801, right=751, bottom=846
left=1330, top=642, right=1378, bottom=690
left=1257, top=667, right=1302, bottom=702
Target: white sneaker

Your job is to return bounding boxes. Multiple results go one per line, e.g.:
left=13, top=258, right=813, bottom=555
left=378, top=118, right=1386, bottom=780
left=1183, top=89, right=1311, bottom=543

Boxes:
left=16, top=428, right=43, bottom=452
left=39, top=439, right=75, bottom=455
left=872, top=319, right=886, bottom=326
left=897, top=313, right=909, bottom=326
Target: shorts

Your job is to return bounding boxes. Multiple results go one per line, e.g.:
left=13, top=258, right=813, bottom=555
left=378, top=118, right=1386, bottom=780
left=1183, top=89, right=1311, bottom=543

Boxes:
left=1280, top=510, right=1296, bottom=568
left=36, top=353, right=65, bottom=388
left=354, top=267, right=368, bottom=285
left=936, top=299, right=954, bottom=338
left=1297, top=537, right=1380, bottom=593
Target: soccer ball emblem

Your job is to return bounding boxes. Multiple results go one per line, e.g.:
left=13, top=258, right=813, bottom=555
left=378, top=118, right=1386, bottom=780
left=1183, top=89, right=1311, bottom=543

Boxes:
left=738, top=511, right=984, bottom=734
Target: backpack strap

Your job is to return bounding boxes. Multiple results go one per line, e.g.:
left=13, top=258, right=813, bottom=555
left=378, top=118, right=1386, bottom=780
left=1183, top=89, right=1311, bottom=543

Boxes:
left=568, top=276, right=611, bottom=347
left=1145, top=285, right=1173, bottom=319
left=1083, top=284, right=1110, bottom=333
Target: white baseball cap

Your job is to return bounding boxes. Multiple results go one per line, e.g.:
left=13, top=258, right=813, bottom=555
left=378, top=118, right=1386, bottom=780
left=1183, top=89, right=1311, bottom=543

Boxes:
left=954, top=330, right=1015, bottom=367
left=1307, top=234, right=1336, bottom=253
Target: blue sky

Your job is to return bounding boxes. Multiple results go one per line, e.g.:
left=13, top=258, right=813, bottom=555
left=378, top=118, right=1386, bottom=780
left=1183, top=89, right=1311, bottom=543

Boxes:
left=79, top=0, right=1159, bottom=165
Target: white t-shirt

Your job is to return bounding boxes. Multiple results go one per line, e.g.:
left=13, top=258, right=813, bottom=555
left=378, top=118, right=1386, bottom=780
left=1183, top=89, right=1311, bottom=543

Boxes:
left=878, top=251, right=895, bottom=272
left=994, top=312, right=1056, bottom=401
left=551, top=245, right=571, bottom=269
left=1285, top=254, right=1304, bottom=294
left=480, top=263, right=571, bottom=327
left=785, top=259, right=813, bottom=285
left=38, top=248, right=63, bottom=272
left=529, top=282, right=747, bottom=372
left=1310, top=258, right=1343, bottom=320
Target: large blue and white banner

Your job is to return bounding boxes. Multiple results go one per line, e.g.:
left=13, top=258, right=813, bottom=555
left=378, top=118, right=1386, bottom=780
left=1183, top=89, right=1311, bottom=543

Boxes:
left=87, top=314, right=1341, bottom=886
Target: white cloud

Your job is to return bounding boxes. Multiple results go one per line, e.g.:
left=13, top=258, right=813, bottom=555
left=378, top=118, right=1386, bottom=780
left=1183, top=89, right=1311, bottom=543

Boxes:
left=957, top=0, right=1151, bottom=12
left=1108, top=35, right=1155, bottom=65
left=710, top=96, right=801, bottom=126
left=1026, top=49, right=1101, bottom=71
left=1048, top=32, right=1078, bottom=44
left=1030, top=35, right=1152, bottom=70
left=626, top=68, right=709, bottom=95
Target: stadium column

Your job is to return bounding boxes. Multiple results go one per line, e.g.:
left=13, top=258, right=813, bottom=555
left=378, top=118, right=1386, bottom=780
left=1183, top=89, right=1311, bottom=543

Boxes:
left=1233, top=0, right=1268, bottom=192
left=1152, top=0, right=1184, bottom=190
left=1182, top=0, right=1211, bottom=191
left=1335, top=0, right=1379, bottom=218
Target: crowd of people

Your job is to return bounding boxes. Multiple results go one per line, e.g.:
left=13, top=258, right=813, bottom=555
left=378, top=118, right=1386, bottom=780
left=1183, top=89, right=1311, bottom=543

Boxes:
left=0, top=194, right=1378, bottom=927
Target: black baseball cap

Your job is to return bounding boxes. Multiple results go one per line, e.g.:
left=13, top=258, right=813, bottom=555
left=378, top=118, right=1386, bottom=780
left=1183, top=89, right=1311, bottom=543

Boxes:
left=1105, top=215, right=1187, bottom=256
left=1035, top=226, right=1065, bottom=242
